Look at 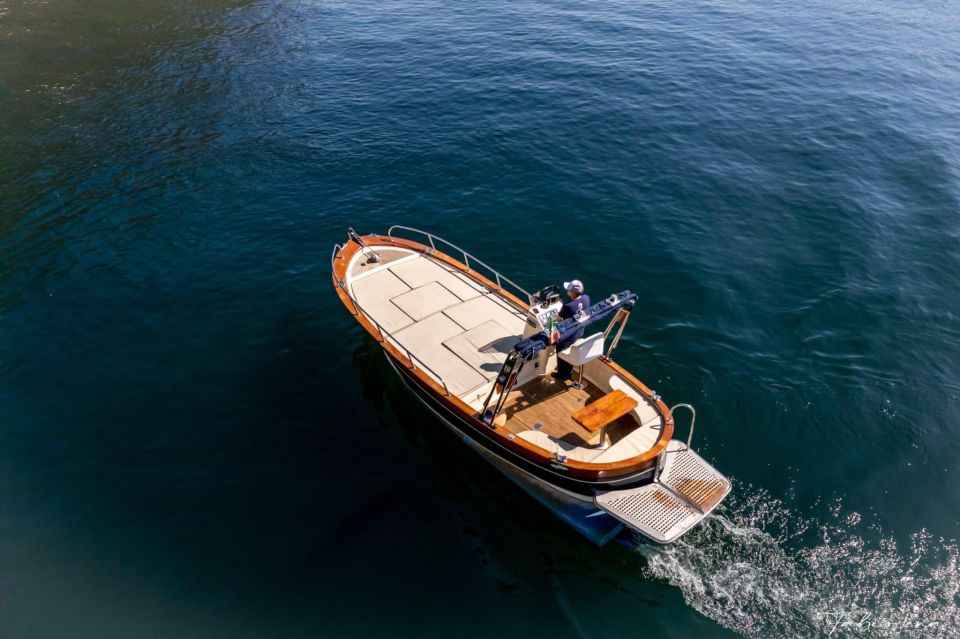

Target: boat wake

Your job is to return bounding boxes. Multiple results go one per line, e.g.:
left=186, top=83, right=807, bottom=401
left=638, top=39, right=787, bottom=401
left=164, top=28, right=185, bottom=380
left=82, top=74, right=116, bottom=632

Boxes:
left=636, top=488, right=960, bottom=638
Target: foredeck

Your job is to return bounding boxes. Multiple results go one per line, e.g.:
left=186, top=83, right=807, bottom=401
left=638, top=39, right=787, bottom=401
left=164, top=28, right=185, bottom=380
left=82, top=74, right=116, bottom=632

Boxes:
left=347, top=248, right=528, bottom=400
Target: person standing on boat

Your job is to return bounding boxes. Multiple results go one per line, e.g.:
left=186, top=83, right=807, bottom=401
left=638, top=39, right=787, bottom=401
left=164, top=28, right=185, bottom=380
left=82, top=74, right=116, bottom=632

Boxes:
left=551, top=279, right=591, bottom=381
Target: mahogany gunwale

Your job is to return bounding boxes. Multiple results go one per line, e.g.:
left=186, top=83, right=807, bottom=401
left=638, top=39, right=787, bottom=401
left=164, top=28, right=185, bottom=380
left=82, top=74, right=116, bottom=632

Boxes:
left=332, top=234, right=674, bottom=479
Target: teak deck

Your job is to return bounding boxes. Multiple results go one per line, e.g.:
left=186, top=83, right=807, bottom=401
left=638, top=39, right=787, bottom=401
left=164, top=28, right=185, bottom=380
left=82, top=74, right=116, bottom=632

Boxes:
left=501, top=378, right=638, bottom=447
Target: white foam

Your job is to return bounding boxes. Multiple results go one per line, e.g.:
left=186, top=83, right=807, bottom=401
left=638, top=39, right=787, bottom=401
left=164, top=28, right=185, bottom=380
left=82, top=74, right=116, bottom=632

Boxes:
left=636, top=487, right=960, bottom=638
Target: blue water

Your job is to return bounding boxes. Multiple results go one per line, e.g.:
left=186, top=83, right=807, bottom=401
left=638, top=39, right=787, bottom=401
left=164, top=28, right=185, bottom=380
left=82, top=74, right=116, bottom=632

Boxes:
left=2, top=0, right=959, bottom=637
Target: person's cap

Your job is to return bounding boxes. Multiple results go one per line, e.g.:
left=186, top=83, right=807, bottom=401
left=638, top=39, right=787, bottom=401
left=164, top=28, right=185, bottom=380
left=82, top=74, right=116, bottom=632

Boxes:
left=563, top=279, right=584, bottom=294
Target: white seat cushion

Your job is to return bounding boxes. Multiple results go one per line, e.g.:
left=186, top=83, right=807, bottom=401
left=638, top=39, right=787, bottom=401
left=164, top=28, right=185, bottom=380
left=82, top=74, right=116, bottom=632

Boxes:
left=442, top=295, right=526, bottom=333
left=592, top=427, right=659, bottom=463
left=515, top=430, right=604, bottom=462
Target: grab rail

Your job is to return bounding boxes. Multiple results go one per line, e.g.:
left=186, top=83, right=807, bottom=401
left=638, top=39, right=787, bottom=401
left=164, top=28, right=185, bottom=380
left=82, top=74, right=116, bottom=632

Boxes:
left=655, top=403, right=696, bottom=479
left=386, top=225, right=533, bottom=304
left=331, top=242, right=345, bottom=287
left=331, top=241, right=451, bottom=396
left=669, top=403, right=696, bottom=451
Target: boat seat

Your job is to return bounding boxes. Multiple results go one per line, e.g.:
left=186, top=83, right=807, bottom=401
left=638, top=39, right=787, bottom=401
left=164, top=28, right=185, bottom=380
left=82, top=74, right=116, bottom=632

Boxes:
left=515, top=430, right=605, bottom=463
left=591, top=426, right=659, bottom=463
left=558, top=332, right=605, bottom=387
left=609, top=375, right=662, bottom=427
left=558, top=332, right=605, bottom=366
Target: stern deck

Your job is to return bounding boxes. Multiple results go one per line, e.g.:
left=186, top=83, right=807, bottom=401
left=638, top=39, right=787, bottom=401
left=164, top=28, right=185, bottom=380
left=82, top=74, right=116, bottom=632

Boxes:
left=500, top=377, right=636, bottom=447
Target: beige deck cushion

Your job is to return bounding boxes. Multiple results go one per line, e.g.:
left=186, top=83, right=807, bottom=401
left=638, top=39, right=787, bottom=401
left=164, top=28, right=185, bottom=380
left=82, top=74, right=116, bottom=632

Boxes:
left=350, top=269, right=414, bottom=333
left=392, top=313, right=486, bottom=396
left=592, top=428, right=659, bottom=463
left=442, top=294, right=526, bottom=333
left=515, top=430, right=604, bottom=462
left=389, top=256, right=484, bottom=302
left=442, top=319, right=519, bottom=379
left=609, top=375, right=662, bottom=427
left=391, top=281, right=461, bottom=321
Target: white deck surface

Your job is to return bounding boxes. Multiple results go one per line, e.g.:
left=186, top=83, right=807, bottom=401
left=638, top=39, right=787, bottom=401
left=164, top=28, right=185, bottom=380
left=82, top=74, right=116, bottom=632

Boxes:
left=349, top=251, right=527, bottom=397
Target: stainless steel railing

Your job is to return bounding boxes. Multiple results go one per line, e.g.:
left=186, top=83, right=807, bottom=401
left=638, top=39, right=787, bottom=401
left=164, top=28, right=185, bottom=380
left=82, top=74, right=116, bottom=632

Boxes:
left=331, top=241, right=452, bottom=396
left=655, top=403, right=697, bottom=478
left=669, top=403, right=696, bottom=451
left=386, top=225, right=533, bottom=304
left=331, top=242, right=346, bottom=287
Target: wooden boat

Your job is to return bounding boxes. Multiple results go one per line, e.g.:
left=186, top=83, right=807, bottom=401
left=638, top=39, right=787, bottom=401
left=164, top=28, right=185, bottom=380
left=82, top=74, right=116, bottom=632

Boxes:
left=331, top=226, right=731, bottom=544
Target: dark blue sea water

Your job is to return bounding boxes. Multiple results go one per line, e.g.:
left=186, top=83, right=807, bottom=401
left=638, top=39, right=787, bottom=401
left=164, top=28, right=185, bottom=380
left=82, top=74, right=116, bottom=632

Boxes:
left=2, top=0, right=959, bottom=637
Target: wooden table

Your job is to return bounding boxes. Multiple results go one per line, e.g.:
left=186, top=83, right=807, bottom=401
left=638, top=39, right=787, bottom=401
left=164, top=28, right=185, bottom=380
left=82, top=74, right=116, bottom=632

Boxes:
left=571, top=389, right=638, bottom=448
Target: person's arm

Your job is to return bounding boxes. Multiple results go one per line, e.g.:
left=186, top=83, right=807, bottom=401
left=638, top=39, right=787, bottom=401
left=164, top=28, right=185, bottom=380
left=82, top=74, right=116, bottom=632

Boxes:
left=550, top=302, right=572, bottom=344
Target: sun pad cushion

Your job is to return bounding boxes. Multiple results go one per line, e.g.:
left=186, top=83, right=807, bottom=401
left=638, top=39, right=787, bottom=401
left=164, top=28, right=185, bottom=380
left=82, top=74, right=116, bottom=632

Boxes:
left=443, top=319, right=519, bottom=379
left=350, top=269, right=414, bottom=333
left=391, top=281, right=461, bottom=321
left=389, top=257, right=484, bottom=302
left=392, top=313, right=486, bottom=396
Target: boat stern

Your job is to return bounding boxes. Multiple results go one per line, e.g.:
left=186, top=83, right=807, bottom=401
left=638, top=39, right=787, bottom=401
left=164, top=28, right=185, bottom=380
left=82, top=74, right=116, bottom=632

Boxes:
left=594, top=440, right=731, bottom=544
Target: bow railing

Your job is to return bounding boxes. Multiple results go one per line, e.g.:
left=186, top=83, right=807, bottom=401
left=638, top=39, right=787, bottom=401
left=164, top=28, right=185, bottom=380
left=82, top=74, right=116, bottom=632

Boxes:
left=386, top=225, right=533, bottom=304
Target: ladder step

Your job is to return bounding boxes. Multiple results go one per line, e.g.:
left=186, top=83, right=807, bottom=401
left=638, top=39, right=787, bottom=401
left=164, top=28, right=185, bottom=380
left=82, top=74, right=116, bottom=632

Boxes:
left=594, top=440, right=731, bottom=544
left=658, top=440, right=731, bottom=513
left=595, top=483, right=703, bottom=543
